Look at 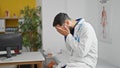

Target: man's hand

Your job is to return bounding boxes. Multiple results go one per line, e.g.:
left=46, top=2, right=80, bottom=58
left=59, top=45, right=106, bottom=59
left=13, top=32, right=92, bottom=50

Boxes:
left=55, top=25, right=70, bottom=36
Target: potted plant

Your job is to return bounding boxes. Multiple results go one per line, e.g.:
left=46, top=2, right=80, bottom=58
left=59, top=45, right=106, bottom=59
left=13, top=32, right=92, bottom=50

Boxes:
left=19, top=6, right=42, bottom=51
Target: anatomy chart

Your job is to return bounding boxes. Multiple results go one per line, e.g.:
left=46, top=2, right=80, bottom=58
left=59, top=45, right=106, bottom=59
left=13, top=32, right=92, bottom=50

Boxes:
left=98, top=0, right=112, bottom=43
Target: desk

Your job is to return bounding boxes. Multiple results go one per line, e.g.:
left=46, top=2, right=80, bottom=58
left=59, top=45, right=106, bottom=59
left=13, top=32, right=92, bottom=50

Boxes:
left=0, top=52, right=45, bottom=68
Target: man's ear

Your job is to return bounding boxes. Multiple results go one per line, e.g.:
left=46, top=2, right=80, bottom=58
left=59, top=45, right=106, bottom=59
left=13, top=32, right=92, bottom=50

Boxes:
left=65, top=20, right=70, bottom=26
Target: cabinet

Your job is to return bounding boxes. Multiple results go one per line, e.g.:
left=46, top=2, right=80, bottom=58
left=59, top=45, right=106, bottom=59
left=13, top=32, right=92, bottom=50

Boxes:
left=0, top=18, right=20, bottom=33
left=0, top=19, right=5, bottom=32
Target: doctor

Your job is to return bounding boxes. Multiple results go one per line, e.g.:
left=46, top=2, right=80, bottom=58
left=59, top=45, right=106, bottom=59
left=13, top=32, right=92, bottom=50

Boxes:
left=53, top=13, right=98, bottom=68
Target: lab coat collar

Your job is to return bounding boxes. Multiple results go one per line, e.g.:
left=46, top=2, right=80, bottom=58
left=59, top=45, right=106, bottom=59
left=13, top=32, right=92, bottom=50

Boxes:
left=77, top=18, right=85, bottom=25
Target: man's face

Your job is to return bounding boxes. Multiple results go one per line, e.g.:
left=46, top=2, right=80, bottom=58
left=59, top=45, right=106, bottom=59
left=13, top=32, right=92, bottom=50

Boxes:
left=55, top=24, right=66, bottom=31
left=68, top=26, right=73, bottom=31
left=55, top=23, right=70, bottom=36
left=64, top=20, right=73, bottom=31
left=56, top=20, right=73, bottom=31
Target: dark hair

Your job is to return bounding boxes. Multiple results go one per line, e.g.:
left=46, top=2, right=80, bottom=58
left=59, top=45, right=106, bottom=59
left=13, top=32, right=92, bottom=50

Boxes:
left=53, top=13, right=71, bottom=26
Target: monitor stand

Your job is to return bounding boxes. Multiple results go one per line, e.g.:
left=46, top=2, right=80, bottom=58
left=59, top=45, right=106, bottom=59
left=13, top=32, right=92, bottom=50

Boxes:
left=6, top=47, right=12, bottom=58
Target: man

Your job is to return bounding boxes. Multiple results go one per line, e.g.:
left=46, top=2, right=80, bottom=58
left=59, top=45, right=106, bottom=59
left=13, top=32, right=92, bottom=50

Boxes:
left=53, top=13, right=98, bottom=68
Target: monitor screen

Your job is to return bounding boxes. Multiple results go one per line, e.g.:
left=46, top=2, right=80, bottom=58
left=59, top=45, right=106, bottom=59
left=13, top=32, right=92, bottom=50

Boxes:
left=0, top=33, right=22, bottom=57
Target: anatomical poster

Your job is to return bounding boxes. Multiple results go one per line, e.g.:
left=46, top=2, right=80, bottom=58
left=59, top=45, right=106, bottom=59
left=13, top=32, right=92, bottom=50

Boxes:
left=98, top=0, right=112, bottom=43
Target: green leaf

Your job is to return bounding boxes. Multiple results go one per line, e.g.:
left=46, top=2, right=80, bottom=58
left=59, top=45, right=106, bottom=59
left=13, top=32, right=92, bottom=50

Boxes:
left=19, top=6, right=42, bottom=50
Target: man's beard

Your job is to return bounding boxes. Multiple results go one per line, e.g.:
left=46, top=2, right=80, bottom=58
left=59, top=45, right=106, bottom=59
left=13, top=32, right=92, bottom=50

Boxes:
left=69, top=26, right=73, bottom=31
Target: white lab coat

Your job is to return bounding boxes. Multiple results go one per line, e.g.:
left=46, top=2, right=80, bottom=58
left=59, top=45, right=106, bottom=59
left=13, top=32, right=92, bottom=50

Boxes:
left=56, top=18, right=98, bottom=68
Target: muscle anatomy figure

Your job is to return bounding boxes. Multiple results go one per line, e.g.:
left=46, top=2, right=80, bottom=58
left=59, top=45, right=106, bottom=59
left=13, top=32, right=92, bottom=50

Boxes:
left=101, top=6, right=107, bottom=38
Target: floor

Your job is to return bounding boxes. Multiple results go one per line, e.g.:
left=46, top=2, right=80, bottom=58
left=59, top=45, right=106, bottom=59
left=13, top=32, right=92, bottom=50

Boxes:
left=53, top=50, right=120, bottom=68
left=96, top=58, right=119, bottom=68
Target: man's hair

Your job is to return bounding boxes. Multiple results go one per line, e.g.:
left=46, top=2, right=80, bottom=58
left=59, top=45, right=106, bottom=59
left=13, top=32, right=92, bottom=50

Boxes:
left=53, top=13, right=71, bottom=27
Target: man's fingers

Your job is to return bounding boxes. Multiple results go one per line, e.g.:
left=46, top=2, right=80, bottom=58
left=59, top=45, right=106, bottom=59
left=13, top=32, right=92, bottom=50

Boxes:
left=64, top=25, right=69, bottom=31
left=56, top=27, right=65, bottom=31
left=56, top=27, right=62, bottom=30
left=55, top=26, right=70, bottom=36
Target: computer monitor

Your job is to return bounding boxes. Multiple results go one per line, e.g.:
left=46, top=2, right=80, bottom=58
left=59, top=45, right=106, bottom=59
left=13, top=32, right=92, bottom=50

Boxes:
left=0, top=33, right=22, bottom=58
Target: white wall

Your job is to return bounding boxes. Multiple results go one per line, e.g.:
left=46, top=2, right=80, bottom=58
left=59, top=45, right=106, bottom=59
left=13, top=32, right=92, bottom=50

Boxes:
left=42, top=0, right=88, bottom=54
left=42, top=0, right=67, bottom=53
left=84, top=0, right=120, bottom=67
left=36, top=0, right=42, bottom=6
left=42, top=0, right=120, bottom=67
left=66, top=0, right=87, bottom=19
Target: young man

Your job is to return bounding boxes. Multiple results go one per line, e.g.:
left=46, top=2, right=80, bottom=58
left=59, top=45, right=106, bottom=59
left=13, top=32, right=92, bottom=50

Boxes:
left=53, top=13, right=98, bottom=68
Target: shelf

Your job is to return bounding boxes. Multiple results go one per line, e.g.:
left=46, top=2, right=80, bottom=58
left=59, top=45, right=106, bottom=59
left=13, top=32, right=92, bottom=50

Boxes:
left=0, top=18, right=20, bottom=33
left=0, top=17, right=21, bottom=19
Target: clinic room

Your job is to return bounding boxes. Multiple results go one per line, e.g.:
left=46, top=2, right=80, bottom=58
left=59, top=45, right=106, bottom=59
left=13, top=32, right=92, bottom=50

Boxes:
left=0, top=0, right=120, bottom=68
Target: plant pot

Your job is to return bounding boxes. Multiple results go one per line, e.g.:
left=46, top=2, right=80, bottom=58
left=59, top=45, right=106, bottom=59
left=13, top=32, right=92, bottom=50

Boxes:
left=31, top=47, right=38, bottom=52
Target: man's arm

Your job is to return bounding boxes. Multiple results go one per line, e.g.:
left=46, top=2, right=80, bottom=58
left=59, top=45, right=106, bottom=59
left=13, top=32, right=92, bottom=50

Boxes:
left=66, top=27, right=92, bottom=57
